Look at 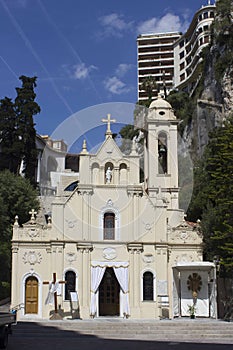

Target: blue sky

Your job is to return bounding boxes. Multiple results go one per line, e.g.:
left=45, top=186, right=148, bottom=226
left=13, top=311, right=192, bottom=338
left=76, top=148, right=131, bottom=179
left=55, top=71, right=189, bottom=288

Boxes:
left=0, top=0, right=214, bottom=137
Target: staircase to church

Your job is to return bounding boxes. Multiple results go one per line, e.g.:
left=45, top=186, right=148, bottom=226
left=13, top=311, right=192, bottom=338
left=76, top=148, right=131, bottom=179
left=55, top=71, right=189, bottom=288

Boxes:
left=12, top=319, right=233, bottom=344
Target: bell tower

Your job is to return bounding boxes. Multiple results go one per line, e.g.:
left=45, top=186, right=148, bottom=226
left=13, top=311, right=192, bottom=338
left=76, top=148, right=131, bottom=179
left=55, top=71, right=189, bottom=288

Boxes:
left=144, top=95, right=179, bottom=209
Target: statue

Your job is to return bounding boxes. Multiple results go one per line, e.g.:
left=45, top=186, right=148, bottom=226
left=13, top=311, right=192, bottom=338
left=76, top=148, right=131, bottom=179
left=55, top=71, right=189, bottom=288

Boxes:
left=105, top=167, right=112, bottom=183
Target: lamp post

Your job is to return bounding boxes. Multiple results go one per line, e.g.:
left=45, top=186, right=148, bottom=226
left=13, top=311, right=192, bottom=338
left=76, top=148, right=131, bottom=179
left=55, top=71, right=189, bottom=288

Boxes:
left=213, top=255, right=220, bottom=319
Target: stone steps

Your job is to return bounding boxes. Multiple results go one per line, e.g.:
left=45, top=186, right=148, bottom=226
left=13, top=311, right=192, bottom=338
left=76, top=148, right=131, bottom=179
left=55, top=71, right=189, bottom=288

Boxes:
left=11, top=319, right=233, bottom=344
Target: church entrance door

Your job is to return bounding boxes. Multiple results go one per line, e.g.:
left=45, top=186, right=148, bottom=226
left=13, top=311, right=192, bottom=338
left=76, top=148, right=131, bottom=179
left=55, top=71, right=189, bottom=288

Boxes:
left=99, top=268, right=120, bottom=316
left=25, top=276, right=38, bottom=314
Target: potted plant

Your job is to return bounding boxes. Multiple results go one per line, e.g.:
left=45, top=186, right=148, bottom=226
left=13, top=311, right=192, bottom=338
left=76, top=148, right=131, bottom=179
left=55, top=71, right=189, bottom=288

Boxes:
left=188, top=304, right=196, bottom=319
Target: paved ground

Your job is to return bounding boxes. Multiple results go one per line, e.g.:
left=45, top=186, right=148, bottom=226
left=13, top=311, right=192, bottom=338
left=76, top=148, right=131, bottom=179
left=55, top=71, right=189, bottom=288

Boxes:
left=6, top=321, right=233, bottom=350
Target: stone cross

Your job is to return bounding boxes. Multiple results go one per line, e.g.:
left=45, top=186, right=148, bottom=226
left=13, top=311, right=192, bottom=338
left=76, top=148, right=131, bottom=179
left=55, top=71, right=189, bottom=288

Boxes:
left=43, top=272, right=66, bottom=315
left=102, top=114, right=116, bottom=137
left=29, top=209, right=37, bottom=223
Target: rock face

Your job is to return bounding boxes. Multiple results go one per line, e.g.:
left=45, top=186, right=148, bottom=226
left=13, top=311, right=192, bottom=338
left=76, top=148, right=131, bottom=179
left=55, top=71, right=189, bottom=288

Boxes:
left=183, top=37, right=233, bottom=161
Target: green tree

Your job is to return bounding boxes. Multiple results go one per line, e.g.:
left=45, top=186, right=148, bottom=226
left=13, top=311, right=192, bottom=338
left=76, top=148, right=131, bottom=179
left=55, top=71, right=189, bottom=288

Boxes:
left=0, top=170, right=39, bottom=297
left=187, top=116, right=233, bottom=274
left=140, top=76, right=158, bottom=104
left=15, top=76, right=41, bottom=185
left=0, top=97, right=21, bottom=173
left=167, top=91, right=195, bottom=134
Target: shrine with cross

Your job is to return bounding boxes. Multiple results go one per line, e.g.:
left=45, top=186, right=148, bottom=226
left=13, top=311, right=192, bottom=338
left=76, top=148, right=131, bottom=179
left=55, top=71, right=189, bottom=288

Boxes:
left=101, top=113, right=116, bottom=138
left=11, top=96, right=217, bottom=320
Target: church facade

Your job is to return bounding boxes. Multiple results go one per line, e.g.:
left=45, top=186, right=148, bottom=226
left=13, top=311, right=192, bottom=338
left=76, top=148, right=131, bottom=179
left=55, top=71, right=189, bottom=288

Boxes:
left=11, top=96, right=217, bottom=320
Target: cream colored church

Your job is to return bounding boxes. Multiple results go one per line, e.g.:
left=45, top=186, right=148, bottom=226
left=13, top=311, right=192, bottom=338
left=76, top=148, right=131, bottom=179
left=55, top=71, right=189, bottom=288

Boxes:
left=11, top=96, right=217, bottom=320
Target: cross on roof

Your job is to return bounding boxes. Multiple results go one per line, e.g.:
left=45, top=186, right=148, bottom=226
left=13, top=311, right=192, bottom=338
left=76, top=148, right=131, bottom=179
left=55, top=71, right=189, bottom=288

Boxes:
left=102, top=114, right=116, bottom=138
left=29, top=209, right=37, bottom=222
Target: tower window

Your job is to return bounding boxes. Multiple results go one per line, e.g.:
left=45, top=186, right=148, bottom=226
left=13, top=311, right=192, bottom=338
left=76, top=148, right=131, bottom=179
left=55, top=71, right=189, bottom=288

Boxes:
left=158, top=133, right=167, bottom=174
left=104, top=212, right=115, bottom=240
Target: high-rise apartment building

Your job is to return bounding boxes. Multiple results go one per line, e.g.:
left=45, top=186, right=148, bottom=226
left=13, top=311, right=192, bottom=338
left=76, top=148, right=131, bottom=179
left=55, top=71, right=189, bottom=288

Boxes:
left=173, top=3, right=215, bottom=95
left=137, top=32, right=181, bottom=101
left=137, top=2, right=216, bottom=101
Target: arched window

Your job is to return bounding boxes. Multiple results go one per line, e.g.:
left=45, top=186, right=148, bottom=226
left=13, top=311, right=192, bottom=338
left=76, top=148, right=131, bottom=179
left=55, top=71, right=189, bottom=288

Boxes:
left=64, top=181, right=78, bottom=191
left=65, top=271, right=76, bottom=300
left=143, top=271, right=154, bottom=301
left=158, top=132, right=167, bottom=174
left=104, top=212, right=115, bottom=240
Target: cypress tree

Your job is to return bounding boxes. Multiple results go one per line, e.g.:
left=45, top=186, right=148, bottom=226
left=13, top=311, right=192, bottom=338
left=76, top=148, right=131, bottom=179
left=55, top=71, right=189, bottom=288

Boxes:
left=14, top=76, right=40, bottom=185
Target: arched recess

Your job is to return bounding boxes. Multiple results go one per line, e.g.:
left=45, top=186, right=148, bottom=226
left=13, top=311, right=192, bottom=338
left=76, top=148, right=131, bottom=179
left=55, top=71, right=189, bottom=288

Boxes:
left=64, top=270, right=77, bottom=300
left=158, top=132, right=168, bottom=174
left=119, top=163, right=127, bottom=184
left=104, top=162, right=114, bottom=184
left=141, top=269, right=156, bottom=301
left=63, top=268, right=78, bottom=302
left=21, top=272, right=42, bottom=318
left=91, top=162, right=100, bottom=184
left=100, top=199, right=120, bottom=240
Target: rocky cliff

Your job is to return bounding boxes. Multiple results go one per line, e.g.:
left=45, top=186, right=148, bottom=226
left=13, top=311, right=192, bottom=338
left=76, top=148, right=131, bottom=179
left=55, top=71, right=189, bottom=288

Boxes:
left=183, top=8, right=233, bottom=161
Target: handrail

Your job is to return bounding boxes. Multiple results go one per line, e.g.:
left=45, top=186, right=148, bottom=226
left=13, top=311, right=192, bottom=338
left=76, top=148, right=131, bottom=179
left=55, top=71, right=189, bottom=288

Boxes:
left=10, top=303, right=24, bottom=312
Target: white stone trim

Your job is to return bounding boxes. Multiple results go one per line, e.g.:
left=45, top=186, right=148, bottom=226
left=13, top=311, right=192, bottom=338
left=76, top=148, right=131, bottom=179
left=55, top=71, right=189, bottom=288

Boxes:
left=99, top=200, right=120, bottom=240
left=20, top=270, right=42, bottom=319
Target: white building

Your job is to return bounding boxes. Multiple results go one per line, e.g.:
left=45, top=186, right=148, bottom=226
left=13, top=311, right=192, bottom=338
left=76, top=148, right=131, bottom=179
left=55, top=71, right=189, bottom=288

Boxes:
left=137, top=32, right=181, bottom=101
left=137, top=2, right=216, bottom=100
left=173, top=3, right=216, bottom=94
left=11, top=97, right=217, bottom=320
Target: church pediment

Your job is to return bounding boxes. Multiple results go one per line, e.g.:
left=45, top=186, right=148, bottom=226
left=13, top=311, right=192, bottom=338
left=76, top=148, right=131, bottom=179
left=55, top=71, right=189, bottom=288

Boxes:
left=168, top=220, right=202, bottom=244
left=94, top=136, right=124, bottom=162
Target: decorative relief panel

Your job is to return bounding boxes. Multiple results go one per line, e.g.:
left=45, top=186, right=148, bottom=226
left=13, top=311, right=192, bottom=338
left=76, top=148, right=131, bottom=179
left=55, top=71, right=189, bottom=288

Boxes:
left=66, top=252, right=77, bottom=264
left=103, top=247, right=117, bottom=260
left=28, top=228, right=40, bottom=238
left=23, top=251, right=42, bottom=265
left=142, top=254, right=154, bottom=264
left=174, top=253, right=194, bottom=264
left=65, top=219, right=78, bottom=229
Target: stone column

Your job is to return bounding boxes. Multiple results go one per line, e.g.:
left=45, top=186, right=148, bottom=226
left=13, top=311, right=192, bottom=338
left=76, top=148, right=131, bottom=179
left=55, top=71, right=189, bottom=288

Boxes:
left=79, top=187, right=93, bottom=241
left=77, top=243, right=93, bottom=319
left=11, top=244, right=19, bottom=309
left=127, top=243, right=143, bottom=318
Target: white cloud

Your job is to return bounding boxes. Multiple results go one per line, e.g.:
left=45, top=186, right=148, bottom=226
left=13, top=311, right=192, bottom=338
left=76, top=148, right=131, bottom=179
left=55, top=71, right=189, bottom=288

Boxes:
left=98, top=13, right=133, bottom=38
left=73, top=63, right=97, bottom=80
left=115, top=63, right=134, bottom=78
left=137, top=13, right=182, bottom=34
left=104, top=76, right=131, bottom=95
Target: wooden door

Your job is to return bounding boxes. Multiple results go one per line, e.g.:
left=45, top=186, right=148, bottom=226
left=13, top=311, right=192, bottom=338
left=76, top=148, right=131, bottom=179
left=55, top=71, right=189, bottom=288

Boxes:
left=25, top=276, right=38, bottom=314
left=99, top=268, right=120, bottom=316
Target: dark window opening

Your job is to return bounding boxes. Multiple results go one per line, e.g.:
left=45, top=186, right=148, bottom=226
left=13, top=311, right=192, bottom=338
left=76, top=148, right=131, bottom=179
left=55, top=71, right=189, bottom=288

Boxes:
left=65, top=271, right=76, bottom=300
left=143, top=271, right=154, bottom=301
left=158, top=133, right=167, bottom=174
left=104, top=212, right=115, bottom=240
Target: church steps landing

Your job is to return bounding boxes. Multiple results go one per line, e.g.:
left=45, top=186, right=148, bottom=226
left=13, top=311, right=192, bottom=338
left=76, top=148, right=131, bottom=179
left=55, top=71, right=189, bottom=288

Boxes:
left=12, top=320, right=233, bottom=343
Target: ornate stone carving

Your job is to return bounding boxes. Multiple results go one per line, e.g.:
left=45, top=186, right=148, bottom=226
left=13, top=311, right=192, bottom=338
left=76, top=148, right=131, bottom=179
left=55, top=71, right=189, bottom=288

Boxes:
left=23, top=251, right=42, bottom=265
left=174, top=253, right=194, bottom=264
left=127, top=243, right=143, bottom=254
left=66, top=252, right=77, bottom=263
left=76, top=242, right=93, bottom=253
left=28, top=228, right=39, bottom=238
left=142, top=254, right=154, bottom=263
left=103, top=247, right=117, bottom=260
left=65, top=219, right=78, bottom=229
